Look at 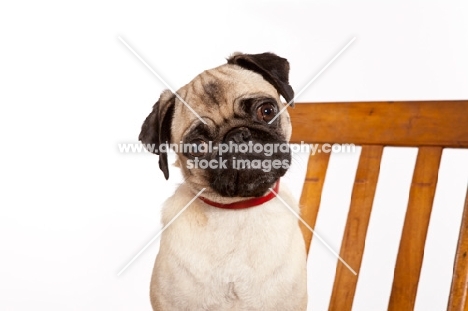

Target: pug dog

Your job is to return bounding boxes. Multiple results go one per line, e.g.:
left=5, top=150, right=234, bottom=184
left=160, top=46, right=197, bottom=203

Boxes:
left=139, top=52, right=307, bottom=311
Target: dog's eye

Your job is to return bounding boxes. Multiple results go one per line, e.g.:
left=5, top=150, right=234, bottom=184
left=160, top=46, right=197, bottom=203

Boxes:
left=189, top=139, right=207, bottom=158
left=256, top=103, right=276, bottom=122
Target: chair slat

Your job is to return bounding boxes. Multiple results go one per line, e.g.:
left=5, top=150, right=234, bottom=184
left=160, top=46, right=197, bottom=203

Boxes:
left=388, top=147, right=443, bottom=310
left=447, top=188, right=468, bottom=311
left=299, top=145, right=331, bottom=256
left=288, top=101, right=468, bottom=148
left=328, top=145, right=383, bottom=311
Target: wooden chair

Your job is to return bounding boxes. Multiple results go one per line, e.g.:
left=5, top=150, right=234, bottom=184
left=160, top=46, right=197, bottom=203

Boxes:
left=289, top=100, right=468, bottom=311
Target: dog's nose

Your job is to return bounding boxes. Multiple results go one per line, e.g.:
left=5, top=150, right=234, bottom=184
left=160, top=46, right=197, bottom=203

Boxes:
left=224, top=127, right=252, bottom=144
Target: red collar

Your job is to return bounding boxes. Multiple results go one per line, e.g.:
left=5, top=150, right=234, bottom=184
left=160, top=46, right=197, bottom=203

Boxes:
left=199, top=180, right=279, bottom=210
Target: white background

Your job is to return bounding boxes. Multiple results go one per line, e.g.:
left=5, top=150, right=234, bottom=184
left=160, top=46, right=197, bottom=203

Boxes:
left=1, top=0, right=467, bottom=310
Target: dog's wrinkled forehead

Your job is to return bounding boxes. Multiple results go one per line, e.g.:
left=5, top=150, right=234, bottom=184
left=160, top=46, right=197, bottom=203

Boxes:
left=173, top=64, right=279, bottom=129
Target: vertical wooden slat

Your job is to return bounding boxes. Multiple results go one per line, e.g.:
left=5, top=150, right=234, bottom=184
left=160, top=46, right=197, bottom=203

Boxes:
left=299, top=145, right=331, bottom=256
left=328, top=145, right=383, bottom=311
left=447, top=188, right=468, bottom=311
left=388, top=146, right=443, bottom=310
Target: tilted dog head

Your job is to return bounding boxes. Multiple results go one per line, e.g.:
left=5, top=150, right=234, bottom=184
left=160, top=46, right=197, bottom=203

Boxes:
left=139, top=52, right=294, bottom=199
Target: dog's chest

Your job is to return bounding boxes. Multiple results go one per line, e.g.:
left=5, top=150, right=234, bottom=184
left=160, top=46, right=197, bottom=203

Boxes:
left=172, top=204, right=297, bottom=273
left=153, top=189, right=307, bottom=310
left=164, top=200, right=296, bottom=278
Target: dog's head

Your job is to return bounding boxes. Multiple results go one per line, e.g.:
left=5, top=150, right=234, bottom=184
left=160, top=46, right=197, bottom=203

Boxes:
left=139, top=52, right=294, bottom=199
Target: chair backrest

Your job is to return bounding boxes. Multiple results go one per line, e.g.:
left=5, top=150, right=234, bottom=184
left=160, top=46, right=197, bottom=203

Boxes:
left=289, top=100, right=468, bottom=311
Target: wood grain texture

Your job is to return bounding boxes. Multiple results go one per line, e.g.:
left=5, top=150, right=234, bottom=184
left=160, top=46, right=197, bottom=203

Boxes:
left=328, top=145, right=383, bottom=311
left=388, top=147, right=443, bottom=310
left=288, top=101, right=468, bottom=147
left=448, top=188, right=468, bottom=311
left=299, top=145, right=331, bottom=256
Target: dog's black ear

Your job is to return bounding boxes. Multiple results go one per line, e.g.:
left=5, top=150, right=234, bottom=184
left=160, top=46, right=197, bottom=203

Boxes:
left=227, top=52, right=295, bottom=107
left=139, top=90, right=176, bottom=180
